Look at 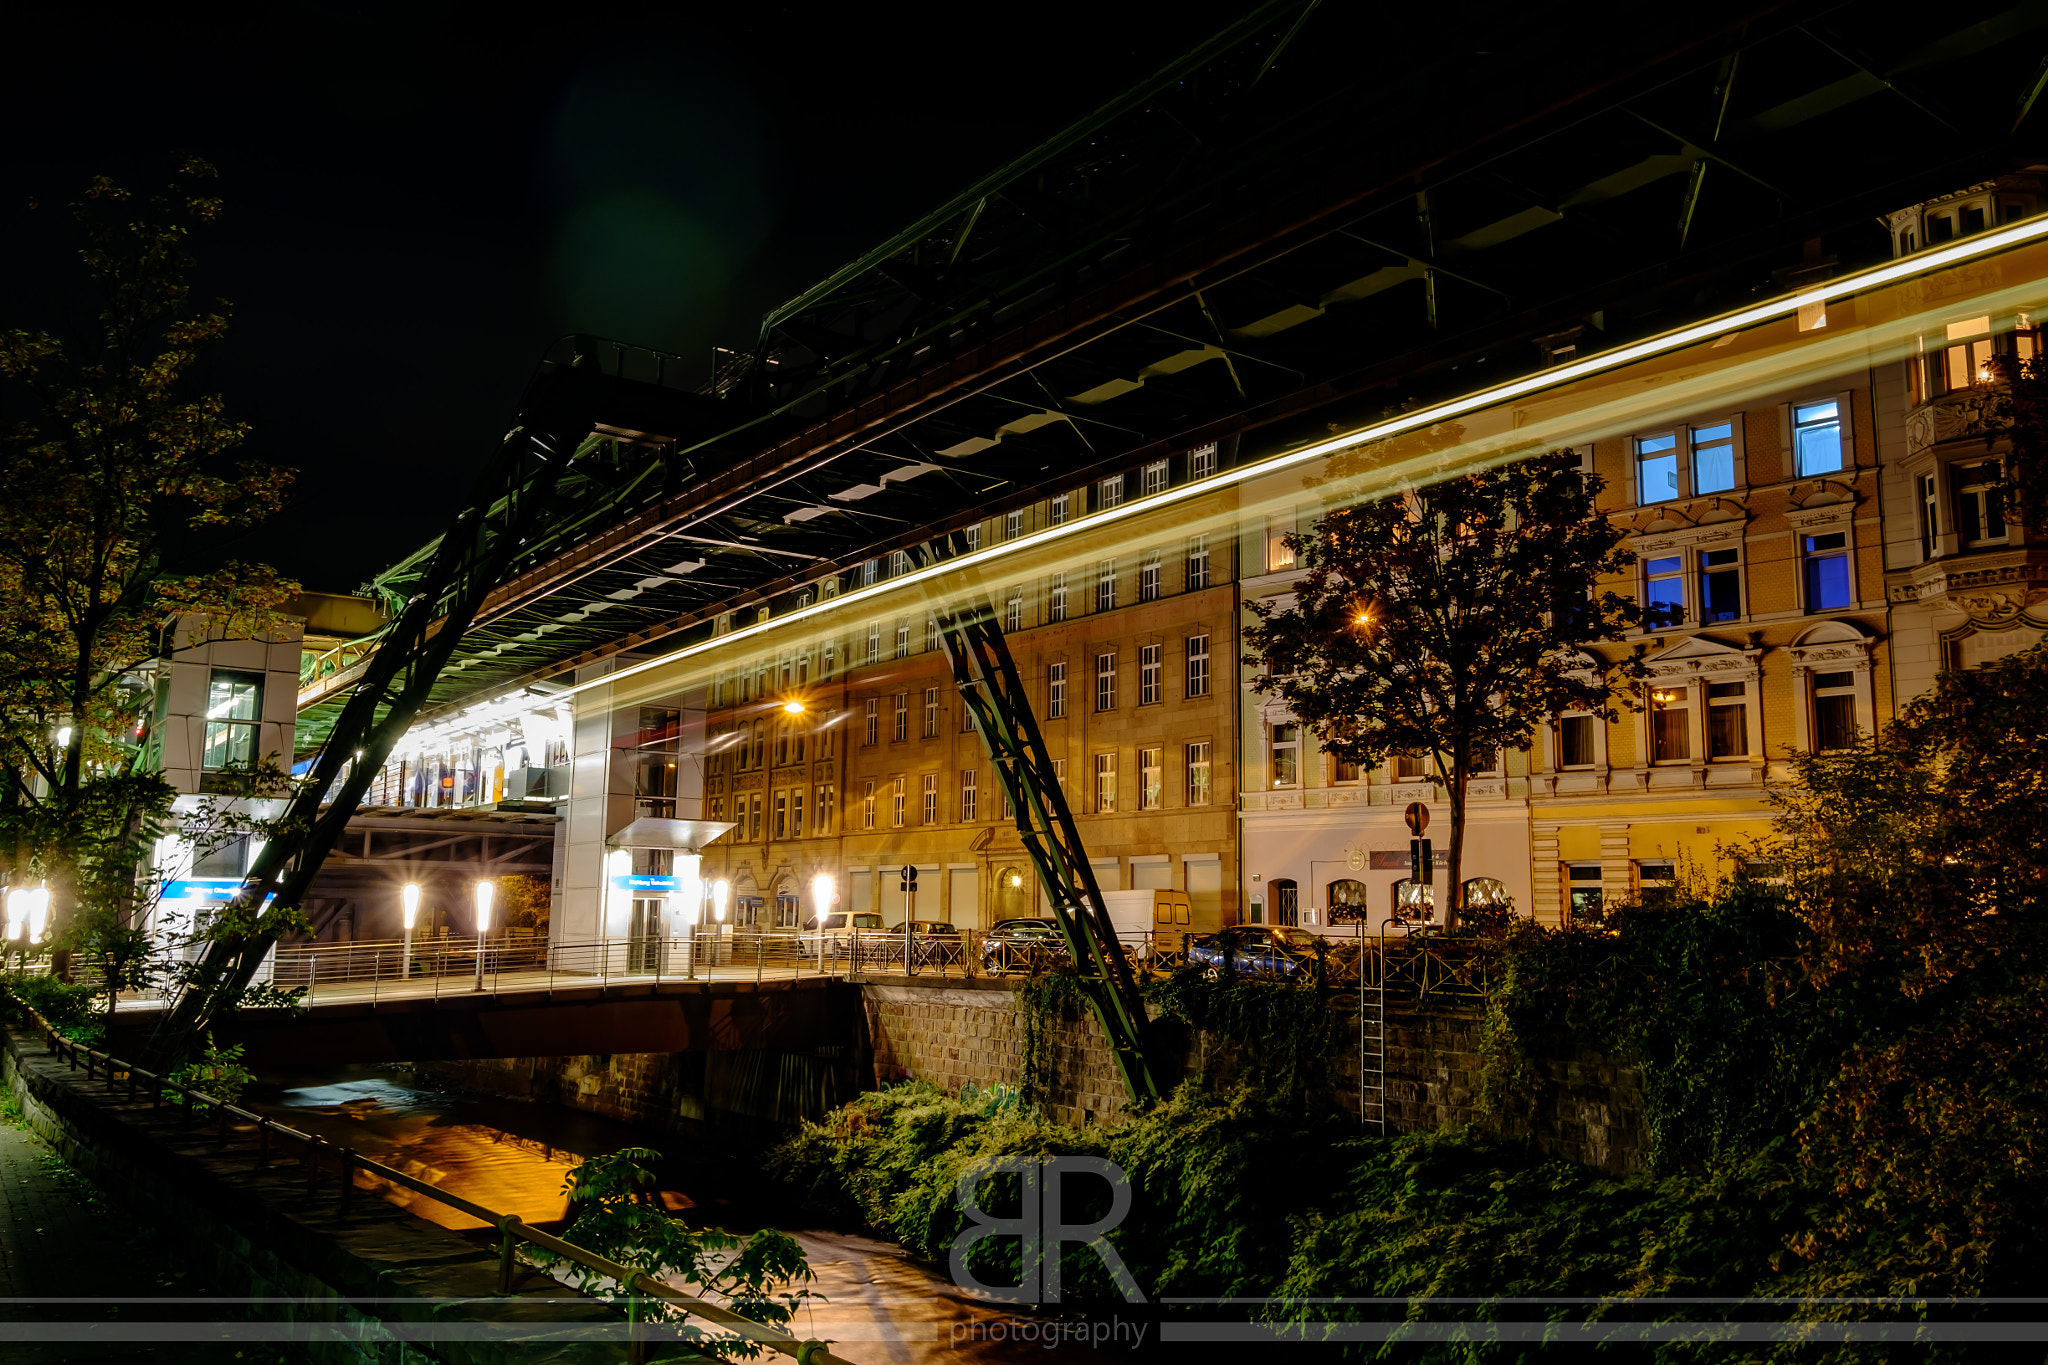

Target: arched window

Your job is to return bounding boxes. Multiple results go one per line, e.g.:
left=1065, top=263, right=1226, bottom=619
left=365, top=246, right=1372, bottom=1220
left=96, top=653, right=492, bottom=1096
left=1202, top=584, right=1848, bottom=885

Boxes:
left=1270, top=878, right=1299, bottom=927
left=995, top=866, right=1030, bottom=920
left=1391, top=879, right=1435, bottom=922
left=1462, top=878, right=1515, bottom=918
left=1326, top=878, right=1370, bottom=924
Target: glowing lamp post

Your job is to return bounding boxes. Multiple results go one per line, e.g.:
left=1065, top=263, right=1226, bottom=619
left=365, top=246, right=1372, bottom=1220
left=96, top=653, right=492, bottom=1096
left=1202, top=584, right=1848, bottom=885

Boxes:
left=472, top=880, right=495, bottom=991
left=401, top=883, right=421, bottom=980
left=3, top=888, right=22, bottom=952
left=23, top=884, right=48, bottom=946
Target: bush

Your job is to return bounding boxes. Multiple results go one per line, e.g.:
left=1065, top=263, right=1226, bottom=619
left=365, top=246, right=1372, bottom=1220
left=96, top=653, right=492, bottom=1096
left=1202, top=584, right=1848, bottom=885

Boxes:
left=166, top=1033, right=255, bottom=1105
left=2, top=971, right=96, bottom=1029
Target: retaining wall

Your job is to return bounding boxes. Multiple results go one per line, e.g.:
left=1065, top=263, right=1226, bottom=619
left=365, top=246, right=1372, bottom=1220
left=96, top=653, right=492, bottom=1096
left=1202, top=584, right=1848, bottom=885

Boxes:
left=1, top=1023, right=629, bottom=1363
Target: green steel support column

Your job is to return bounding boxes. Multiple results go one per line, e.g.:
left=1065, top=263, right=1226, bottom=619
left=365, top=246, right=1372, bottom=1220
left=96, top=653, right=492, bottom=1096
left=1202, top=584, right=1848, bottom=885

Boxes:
left=924, top=543, right=1166, bottom=1106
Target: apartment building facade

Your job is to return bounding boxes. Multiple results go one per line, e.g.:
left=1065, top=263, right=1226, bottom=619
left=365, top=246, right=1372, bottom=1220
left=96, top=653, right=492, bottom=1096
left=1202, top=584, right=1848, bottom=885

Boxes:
left=1238, top=180, right=2048, bottom=931
left=696, top=451, right=1244, bottom=934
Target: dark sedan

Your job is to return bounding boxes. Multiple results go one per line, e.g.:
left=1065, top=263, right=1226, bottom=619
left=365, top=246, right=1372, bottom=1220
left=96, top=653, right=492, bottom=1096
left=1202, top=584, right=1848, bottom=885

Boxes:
left=979, top=918, right=1069, bottom=974
left=1186, top=924, right=1332, bottom=978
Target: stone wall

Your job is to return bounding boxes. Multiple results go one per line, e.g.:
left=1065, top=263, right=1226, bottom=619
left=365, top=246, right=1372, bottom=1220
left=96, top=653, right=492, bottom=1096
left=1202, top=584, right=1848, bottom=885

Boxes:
left=1, top=1024, right=628, bottom=1363
left=419, top=1043, right=861, bottom=1136
left=859, top=977, right=1646, bottom=1173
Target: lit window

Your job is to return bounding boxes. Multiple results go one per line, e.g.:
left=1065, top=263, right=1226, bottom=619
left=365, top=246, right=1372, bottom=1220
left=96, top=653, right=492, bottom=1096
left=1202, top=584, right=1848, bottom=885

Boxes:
left=1099, top=475, right=1124, bottom=511
left=1559, top=715, right=1595, bottom=768
left=922, top=773, right=938, bottom=825
left=1139, top=644, right=1161, bottom=704
left=1692, top=423, right=1735, bottom=494
left=201, top=671, right=263, bottom=771
left=791, top=789, right=805, bottom=838
left=1271, top=723, right=1300, bottom=787
left=960, top=769, right=978, bottom=822
left=1095, top=752, right=1117, bottom=813
left=1186, top=742, right=1212, bottom=805
left=1645, top=554, right=1685, bottom=624
left=1142, top=460, right=1168, bottom=496
left=1047, top=663, right=1067, bottom=718
left=1813, top=670, right=1860, bottom=751
left=1699, top=547, right=1741, bottom=623
left=1186, top=635, right=1210, bottom=697
left=1793, top=401, right=1842, bottom=476
left=1334, top=756, right=1360, bottom=783
left=1802, top=532, right=1852, bottom=610
left=1636, top=433, right=1679, bottom=504
left=1049, top=572, right=1067, bottom=622
left=817, top=785, right=834, bottom=835
left=1267, top=519, right=1296, bottom=572
left=1186, top=535, right=1211, bottom=590
left=893, top=693, right=908, bottom=742
left=1006, top=591, right=1023, bottom=633
left=1139, top=552, right=1160, bottom=603
left=1189, top=443, right=1218, bottom=479
left=1956, top=460, right=2007, bottom=547
left=1707, top=680, right=1748, bottom=759
left=774, top=791, right=787, bottom=839
left=1095, top=653, right=1117, bottom=711
left=892, top=776, right=906, bottom=828
left=862, top=780, right=876, bottom=829
left=1097, top=560, right=1117, bottom=612
left=1140, top=748, right=1162, bottom=809
left=1649, top=684, right=1689, bottom=762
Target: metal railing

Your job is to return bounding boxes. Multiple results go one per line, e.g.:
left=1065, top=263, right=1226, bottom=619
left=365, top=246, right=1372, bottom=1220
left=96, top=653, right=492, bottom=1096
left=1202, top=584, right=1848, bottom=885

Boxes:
left=8, top=1002, right=855, bottom=1365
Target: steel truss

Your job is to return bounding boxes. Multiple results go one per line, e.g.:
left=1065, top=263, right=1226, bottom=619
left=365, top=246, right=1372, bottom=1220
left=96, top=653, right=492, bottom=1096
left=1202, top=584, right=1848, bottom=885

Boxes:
left=925, top=541, right=1167, bottom=1106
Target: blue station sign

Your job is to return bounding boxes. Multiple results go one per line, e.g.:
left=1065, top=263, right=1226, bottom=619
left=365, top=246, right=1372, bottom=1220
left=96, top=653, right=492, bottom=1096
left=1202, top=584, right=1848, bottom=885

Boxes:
left=610, top=874, right=683, bottom=894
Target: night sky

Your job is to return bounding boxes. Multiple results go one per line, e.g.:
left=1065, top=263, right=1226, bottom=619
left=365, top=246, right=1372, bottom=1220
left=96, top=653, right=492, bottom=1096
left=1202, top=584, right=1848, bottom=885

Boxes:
left=5, top=3, right=1246, bottom=592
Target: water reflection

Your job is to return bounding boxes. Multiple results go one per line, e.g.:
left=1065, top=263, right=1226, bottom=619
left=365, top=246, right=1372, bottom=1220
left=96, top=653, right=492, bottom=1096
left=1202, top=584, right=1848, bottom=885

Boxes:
left=246, top=1066, right=690, bottom=1232
left=245, top=1065, right=1131, bottom=1365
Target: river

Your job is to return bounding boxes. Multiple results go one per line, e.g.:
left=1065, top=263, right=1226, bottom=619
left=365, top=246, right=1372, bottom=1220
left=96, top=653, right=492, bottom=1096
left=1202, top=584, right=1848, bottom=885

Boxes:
left=244, top=1065, right=1139, bottom=1364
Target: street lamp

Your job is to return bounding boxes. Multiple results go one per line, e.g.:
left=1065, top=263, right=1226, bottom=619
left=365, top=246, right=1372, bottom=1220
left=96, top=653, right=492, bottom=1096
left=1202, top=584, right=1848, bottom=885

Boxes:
left=3, top=888, right=22, bottom=944
left=711, top=879, right=730, bottom=924
left=781, top=699, right=806, bottom=715
left=401, top=883, right=421, bottom=981
left=472, top=880, right=494, bottom=991
left=24, top=884, right=48, bottom=945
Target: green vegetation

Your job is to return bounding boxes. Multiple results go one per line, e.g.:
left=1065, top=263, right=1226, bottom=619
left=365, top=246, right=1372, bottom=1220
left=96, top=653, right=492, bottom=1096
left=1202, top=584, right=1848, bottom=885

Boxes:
left=773, top=646, right=2048, bottom=1356
left=535, top=1146, right=813, bottom=1358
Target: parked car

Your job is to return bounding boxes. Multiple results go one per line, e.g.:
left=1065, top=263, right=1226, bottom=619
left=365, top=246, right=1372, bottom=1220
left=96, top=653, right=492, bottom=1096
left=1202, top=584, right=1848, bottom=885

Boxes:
left=979, top=918, right=1069, bottom=974
left=1186, top=924, right=1332, bottom=978
left=801, top=910, right=884, bottom=960
left=893, top=919, right=964, bottom=966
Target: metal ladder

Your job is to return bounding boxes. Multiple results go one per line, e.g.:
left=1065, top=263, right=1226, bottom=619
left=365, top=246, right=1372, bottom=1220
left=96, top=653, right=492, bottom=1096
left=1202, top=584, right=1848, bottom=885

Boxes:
left=1359, top=920, right=1387, bottom=1135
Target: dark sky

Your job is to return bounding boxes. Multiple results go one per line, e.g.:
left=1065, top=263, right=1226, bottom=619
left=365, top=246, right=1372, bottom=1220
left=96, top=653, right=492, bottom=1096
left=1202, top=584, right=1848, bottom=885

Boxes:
left=4, top=2, right=1247, bottom=592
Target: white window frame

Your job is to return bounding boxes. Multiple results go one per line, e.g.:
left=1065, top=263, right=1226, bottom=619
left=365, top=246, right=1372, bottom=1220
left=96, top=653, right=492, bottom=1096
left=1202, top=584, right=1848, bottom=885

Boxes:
left=1142, top=459, right=1168, bottom=496
left=1098, top=475, right=1125, bottom=511
left=1047, top=662, right=1067, bottom=718
left=1186, top=634, right=1210, bottom=697
left=960, top=769, right=978, bottom=822
left=922, top=772, right=938, bottom=825
left=1186, top=742, right=1212, bottom=805
left=1188, top=443, right=1217, bottom=480
left=1095, top=652, right=1117, bottom=711
left=1095, top=751, right=1117, bottom=813
left=1139, top=644, right=1161, bottom=704
left=1186, top=534, right=1210, bottom=590
left=1140, top=747, right=1162, bottom=809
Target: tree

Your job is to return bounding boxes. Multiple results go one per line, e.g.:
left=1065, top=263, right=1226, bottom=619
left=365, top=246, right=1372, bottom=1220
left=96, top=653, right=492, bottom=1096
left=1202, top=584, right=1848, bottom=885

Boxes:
left=0, top=158, right=296, bottom=959
left=1244, top=451, right=1657, bottom=926
left=1986, top=352, right=2048, bottom=536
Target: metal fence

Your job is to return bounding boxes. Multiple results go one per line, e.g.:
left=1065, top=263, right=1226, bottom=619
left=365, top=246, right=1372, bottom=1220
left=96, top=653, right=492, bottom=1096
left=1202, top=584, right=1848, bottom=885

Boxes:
left=8, top=1002, right=856, bottom=1365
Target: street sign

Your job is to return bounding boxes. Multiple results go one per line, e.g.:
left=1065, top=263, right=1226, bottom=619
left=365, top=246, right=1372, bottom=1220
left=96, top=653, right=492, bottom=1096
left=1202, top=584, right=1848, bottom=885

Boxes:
left=1404, top=801, right=1430, bottom=835
left=1410, top=837, right=1434, bottom=886
left=900, top=865, right=918, bottom=886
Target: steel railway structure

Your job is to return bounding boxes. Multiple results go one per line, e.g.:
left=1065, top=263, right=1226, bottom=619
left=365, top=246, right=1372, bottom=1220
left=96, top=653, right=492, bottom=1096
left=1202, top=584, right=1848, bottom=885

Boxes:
left=211, top=0, right=2048, bottom=1081
left=298, top=0, right=2048, bottom=747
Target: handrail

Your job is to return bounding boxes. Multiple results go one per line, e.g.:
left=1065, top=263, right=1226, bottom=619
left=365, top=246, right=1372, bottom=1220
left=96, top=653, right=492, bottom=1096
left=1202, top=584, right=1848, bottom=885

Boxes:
left=4, top=1001, right=853, bottom=1365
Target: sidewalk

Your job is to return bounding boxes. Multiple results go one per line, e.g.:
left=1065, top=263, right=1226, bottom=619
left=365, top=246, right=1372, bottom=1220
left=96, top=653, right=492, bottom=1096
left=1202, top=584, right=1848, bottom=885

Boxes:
left=0, top=1101, right=303, bottom=1363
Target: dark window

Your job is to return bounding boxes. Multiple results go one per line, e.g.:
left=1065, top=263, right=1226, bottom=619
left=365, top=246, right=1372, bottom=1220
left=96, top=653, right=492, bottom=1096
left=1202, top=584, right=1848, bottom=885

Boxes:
left=1559, top=715, right=1595, bottom=767
left=1700, top=548, right=1741, bottom=622
left=1929, top=215, right=1955, bottom=242
left=1961, top=206, right=1986, bottom=235
left=1803, top=533, right=1852, bottom=610
left=1566, top=864, right=1603, bottom=923
left=1814, top=671, right=1859, bottom=751
left=1707, top=681, right=1748, bottom=759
